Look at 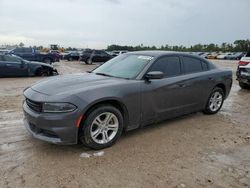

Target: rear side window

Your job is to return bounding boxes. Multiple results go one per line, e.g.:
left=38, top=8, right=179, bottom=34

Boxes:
left=182, top=56, right=203, bottom=74
left=4, top=55, right=22, bottom=63
left=149, top=56, right=181, bottom=78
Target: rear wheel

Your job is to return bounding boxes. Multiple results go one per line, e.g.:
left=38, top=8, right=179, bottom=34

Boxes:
left=203, top=87, right=224, bottom=114
left=239, top=82, right=250, bottom=89
left=79, top=105, right=124, bottom=150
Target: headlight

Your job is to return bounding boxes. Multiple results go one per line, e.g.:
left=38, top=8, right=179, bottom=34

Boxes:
left=43, top=103, right=77, bottom=113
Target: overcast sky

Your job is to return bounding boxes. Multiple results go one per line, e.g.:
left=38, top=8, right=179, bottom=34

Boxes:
left=0, top=0, right=249, bottom=49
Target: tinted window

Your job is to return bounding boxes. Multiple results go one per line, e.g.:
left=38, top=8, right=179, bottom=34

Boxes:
left=95, top=50, right=102, bottom=55
left=4, top=55, right=22, bottom=63
left=23, top=48, right=32, bottom=53
left=14, top=48, right=23, bottom=53
left=183, top=56, right=203, bottom=73
left=149, top=56, right=181, bottom=77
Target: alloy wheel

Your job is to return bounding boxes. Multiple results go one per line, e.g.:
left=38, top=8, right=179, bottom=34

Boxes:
left=90, top=112, right=119, bottom=144
left=209, top=91, right=223, bottom=112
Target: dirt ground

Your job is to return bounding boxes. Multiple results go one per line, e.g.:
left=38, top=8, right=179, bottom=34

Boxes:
left=0, top=59, right=250, bottom=188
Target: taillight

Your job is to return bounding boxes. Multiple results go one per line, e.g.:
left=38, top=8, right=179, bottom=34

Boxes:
left=238, top=61, right=250, bottom=66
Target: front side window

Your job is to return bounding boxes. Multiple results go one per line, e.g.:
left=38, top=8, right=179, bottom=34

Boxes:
left=149, top=56, right=181, bottom=78
left=183, top=56, right=203, bottom=74
left=93, top=54, right=153, bottom=79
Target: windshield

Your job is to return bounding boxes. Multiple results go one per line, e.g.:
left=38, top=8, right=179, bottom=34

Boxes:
left=92, top=54, right=154, bottom=79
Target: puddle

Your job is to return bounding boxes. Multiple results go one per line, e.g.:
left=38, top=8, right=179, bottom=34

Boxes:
left=79, top=151, right=105, bottom=158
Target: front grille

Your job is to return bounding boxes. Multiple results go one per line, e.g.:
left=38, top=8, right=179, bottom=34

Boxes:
left=26, top=98, right=42, bottom=112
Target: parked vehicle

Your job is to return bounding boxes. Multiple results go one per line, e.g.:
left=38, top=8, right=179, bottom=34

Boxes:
left=0, top=49, right=10, bottom=54
left=207, top=53, right=219, bottom=59
left=10, top=47, right=60, bottom=64
left=236, top=52, right=250, bottom=89
left=199, top=52, right=209, bottom=59
left=64, top=52, right=81, bottom=61
left=80, top=49, right=113, bottom=64
left=111, top=51, right=128, bottom=57
left=23, top=51, right=232, bottom=149
left=217, top=53, right=233, bottom=60
left=225, top=52, right=245, bottom=60
left=0, top=54, right=58, bottom=77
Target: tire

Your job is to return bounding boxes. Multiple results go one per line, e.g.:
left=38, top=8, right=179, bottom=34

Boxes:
left=203, top=87, right=225, bottom=115
left=68, top=57, right=73, bottom=61
left=239, top=82, right=250, bottom=89
left=36, top=69, right=49, bottom=77
left=79, top=105, right=124, bottom=150
left=43, top=58, right=52, bottom=64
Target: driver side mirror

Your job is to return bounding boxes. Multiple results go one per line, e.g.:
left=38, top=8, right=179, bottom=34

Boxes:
left=145, top=71, right=164, bottom=80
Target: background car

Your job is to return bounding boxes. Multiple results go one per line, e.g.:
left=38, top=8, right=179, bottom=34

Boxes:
left=0, top=49, right=10, bottom=54
left=217, top=53, right=233, bottom=59
left=226, top=52, right=245, bottom=60
left=80, top=49, right=113, bottom=64
left=199, top=52, right=209, bottom=59
left=236, top=52, right=250, bottom=89
left=64, top=52, right=81, bottom=61
left=10, top=47, right=60, bottom=64
left=207, top=53, right=219, bottom=59
left=0, top=54, right=58, bottom=77
left=111, top=50, right=129, bottom=57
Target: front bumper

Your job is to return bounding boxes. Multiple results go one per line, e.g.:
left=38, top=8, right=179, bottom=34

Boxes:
left=23, top=100, right=79, bottom=145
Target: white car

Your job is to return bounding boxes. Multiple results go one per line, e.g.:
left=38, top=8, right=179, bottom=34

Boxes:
left=236, top=53, right=250, bottom=89
left=217, top=53, right=233, bottom=60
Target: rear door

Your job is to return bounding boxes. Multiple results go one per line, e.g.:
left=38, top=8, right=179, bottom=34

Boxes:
left=179, top=56, right=213, bottom=110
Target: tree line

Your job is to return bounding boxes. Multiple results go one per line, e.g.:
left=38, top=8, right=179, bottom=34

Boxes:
left=107, top=39, right=250, bottom=52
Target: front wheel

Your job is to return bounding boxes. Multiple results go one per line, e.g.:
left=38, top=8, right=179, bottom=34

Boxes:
left=203, top=87, right=224, bottom=114
left=79, top=105, right=124, bottom=150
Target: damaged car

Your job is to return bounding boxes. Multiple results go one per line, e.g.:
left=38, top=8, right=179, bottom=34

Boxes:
left=0, top=54, right=58, bottom=77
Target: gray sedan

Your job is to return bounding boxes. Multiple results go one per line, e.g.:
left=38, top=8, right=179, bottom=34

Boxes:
left=23, top=51, right=232, bottom=149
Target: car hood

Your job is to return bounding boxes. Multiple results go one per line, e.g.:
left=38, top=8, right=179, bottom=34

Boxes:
left=31, top=73, right=125, bottom=96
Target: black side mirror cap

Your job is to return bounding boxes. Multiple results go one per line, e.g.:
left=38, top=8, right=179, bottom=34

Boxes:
left=145, top=71, right=164, bottom=80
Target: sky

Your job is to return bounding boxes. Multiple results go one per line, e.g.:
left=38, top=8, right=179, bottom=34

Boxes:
left=0, top=0, right=249, bottom=49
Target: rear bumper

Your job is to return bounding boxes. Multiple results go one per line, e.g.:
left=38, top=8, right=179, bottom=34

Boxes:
left=236, top=68, right=250, bottom=84
left=23, top=101, right=78, bottom=145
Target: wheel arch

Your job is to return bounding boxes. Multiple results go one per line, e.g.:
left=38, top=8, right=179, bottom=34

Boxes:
left=78, top=98, right=129, bottom=134
left=214, top=83, right=226, bottom=96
